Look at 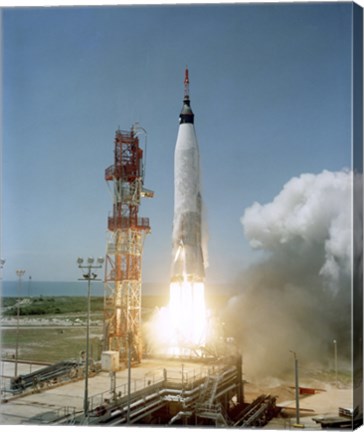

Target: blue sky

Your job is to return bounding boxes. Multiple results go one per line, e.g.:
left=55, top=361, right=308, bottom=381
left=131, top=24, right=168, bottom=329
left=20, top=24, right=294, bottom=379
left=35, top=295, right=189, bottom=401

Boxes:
left=1, top=3, right=354, bottom=286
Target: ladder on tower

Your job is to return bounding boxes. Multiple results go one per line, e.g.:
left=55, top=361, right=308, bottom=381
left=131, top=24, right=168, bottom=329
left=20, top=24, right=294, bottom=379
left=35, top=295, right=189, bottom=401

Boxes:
left=199, top=375, right=220, bottom=408
left=195, top=373, right=231, bottom=426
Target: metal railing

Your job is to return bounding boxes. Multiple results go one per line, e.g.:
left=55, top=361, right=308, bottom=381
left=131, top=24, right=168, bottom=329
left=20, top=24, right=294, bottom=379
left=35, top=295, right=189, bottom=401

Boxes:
left=87, top=364, right=222, bottom=413
left=108, top=216, right=150, bottom=231
left=50, top=406, right=78, bottom=425
left=88, top=374, right=165, bottom=412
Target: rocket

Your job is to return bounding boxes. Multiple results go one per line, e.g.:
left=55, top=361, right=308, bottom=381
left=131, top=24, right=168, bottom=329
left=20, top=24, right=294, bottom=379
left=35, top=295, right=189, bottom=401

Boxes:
left=171, top=68, right=205, bottom=283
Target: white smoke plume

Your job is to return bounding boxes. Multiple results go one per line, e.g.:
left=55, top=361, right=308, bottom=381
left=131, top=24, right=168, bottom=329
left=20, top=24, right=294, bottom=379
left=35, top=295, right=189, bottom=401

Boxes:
left=223, top=170, right=354, bottom=378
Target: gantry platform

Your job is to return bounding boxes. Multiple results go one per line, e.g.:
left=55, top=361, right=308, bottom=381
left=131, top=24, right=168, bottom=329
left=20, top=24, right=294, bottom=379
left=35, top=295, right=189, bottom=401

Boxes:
left=1, top=356, right=247, bottom=426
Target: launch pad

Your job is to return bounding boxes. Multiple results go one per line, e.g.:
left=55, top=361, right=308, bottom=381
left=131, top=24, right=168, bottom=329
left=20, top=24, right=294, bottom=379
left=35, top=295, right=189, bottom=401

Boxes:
left=1, top=351, right=357, bottom=428
left=1, top=355, right=280, bottom=427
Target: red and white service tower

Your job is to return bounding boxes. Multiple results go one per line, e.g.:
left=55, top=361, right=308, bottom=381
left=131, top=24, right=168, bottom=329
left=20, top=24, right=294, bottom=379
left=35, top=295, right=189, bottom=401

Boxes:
left=103, top=125, right=153, bottom=363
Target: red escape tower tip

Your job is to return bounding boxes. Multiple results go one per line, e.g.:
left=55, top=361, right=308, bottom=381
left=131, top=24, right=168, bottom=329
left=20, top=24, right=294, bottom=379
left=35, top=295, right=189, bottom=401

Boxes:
left=184, top=66, right=190, bottom=99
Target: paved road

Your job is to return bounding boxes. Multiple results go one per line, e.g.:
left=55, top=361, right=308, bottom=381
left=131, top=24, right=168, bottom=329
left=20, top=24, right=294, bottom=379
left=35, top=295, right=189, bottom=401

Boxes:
left=1, top=325, right=101, bottom=329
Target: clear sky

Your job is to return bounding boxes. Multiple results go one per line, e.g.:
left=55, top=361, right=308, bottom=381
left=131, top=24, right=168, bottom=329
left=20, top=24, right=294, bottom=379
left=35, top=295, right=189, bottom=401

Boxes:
left=1, top=2, right=354, bottom=285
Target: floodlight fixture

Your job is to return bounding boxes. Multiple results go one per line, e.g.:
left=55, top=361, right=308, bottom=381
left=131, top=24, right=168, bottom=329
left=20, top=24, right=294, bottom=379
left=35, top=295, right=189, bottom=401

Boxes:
left=16, top=269, right=25, bottom=278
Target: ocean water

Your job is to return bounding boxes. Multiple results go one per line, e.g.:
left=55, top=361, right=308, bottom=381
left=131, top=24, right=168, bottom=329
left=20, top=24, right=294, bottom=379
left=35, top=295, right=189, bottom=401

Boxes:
left=1, top=281, right=105, bottom=298
left=0, top=281, right=167, bottom=298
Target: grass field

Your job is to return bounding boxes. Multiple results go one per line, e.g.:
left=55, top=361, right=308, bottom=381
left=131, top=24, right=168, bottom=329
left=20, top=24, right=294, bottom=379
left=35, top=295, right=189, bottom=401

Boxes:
left=1, top=326, right=103, bottom=363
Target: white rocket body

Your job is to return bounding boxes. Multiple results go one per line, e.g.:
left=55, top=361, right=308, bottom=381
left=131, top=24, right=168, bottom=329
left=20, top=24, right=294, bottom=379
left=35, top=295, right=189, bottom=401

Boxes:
left=171, top=73, right=205, bottom=282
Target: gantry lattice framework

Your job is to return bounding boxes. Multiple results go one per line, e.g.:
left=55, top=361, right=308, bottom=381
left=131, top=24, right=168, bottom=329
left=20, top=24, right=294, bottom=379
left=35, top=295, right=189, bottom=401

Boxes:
left=103, top=126, right=153, bottom=363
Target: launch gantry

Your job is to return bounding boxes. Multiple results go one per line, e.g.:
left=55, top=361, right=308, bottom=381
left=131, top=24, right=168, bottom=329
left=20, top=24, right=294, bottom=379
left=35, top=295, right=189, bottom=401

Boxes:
left=103, top=125, right=153, bottom=363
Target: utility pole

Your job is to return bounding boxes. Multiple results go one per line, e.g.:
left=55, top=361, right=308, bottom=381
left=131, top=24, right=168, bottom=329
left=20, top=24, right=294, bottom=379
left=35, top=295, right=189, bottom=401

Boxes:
left=290, top=350, right=301, bottom=427
left=15, top=269, right=25, bottom=377
left=333, top=339, right=338, bottom=388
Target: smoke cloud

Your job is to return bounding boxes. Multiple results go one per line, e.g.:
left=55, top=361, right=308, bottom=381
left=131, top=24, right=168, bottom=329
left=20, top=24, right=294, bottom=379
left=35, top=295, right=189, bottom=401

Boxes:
left=224, top=170, right=353, bottom=379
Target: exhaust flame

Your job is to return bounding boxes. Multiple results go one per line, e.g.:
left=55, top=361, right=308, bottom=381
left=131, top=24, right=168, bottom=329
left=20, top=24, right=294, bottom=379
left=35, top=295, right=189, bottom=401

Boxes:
left=146, top=274, right=208, bottom=357
left=168, top=278, right=207, bottom=355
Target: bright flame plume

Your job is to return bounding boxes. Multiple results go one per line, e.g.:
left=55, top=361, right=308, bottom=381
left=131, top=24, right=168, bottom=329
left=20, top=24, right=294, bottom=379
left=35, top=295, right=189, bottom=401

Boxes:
left=167, top=278, right=207, bottom=356
left=147, top=275, right=208, bottom=357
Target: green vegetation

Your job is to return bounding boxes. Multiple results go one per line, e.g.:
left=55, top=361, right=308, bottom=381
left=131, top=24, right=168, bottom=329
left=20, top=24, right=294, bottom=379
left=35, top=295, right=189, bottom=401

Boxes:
left=2, top=294, right=228, bottom=317
left=2, top=296, right=105, bottom=317
left=1, top=296, right=105, bottom=362
left=2, top=295, right=173, bottom=317
left=2, top=327, right=103, bottom=363
left=2, top=297, right=17, bottom=308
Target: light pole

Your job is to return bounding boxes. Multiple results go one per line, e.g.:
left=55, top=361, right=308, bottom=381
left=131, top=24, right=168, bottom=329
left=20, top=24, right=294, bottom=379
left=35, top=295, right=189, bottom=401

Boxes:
left=333, top=339, right=338, bottom=388
left=28, top=276, right=32, bottom=297
left=0, top=259, right=5, bottom=280
left=290, top=350, right=301, bottom=427
left=0, top=260, right=5, bottom=391
left=15, top=269, right=25, bottom=377
left=77, top=256, right=104, bottom=421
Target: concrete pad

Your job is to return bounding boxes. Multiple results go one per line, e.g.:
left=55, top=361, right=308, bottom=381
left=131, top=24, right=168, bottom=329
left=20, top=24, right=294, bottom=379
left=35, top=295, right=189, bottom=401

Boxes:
left=265, top=387, right=354, bottom=429
left=0, top=358, right=213, bottom=424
